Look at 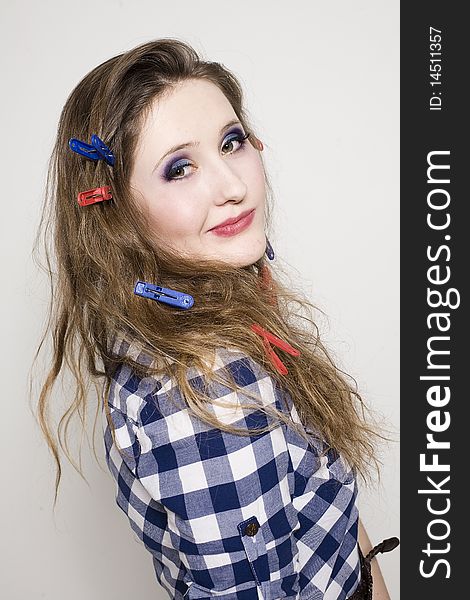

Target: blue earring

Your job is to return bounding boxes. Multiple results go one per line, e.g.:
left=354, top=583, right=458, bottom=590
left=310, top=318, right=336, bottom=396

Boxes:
left=265, top=237, right=275, bottom=261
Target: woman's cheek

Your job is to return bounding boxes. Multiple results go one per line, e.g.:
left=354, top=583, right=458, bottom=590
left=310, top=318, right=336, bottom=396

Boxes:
left=248, top=154, right=266, bottom=192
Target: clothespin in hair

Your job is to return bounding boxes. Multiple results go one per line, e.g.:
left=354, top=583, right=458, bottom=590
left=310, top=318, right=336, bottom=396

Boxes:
left=251, top=323, right=300, bottom=376
left=259, top=264, right=277, bottom=307
left=69, top=134, right=115, bottom=166
left=134, top=280, right=194, bottom=310
left=77, top=185, right=112, bottom=207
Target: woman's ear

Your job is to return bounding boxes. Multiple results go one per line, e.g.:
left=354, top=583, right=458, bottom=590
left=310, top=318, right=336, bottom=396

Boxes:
left=250, top=135, right=264, bottom=151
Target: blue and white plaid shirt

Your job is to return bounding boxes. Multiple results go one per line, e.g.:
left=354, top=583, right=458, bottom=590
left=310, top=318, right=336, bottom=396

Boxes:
left=102, top=335, right=361, bottom=599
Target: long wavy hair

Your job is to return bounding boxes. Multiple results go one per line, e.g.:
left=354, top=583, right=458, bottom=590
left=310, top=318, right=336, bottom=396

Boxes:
left=32, top=37, right=386, bottom=508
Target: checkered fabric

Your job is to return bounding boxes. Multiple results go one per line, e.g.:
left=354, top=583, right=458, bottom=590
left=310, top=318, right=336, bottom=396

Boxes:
left=102, top=335, right=361, bottom=599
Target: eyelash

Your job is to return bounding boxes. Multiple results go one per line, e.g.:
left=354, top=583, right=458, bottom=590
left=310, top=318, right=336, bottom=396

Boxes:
left=163, top=131, right=251, bottom=182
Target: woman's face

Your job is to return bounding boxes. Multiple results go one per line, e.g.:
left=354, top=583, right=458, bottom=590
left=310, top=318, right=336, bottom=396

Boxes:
left=130, top=78, right=267, bottom=267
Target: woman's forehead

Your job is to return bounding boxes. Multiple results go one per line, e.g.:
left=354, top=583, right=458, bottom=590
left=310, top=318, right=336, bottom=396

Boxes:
left=142, top=79, right=236, bottom=137
left=134, top=79, right=238, bottom=167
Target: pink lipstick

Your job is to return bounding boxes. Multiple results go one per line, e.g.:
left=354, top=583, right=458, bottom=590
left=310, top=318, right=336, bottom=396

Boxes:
left=209, top=209, right=255, bottom=237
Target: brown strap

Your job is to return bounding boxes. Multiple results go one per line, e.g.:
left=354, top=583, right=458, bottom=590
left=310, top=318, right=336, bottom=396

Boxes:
left=348, top=537, right=400, bottom=600
left=364, top=536, right=400, bottom=564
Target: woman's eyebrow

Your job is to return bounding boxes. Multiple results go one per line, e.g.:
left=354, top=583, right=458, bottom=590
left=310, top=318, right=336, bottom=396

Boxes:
left=152, top=118, right=241, bottom=172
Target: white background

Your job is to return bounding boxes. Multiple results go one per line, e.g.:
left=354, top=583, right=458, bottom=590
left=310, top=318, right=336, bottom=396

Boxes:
left=0, top=1, right=399, bottom=598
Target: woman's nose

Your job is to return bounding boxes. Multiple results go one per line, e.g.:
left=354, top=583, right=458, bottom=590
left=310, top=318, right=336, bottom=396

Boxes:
left=210, top=157, right=247, bottom=204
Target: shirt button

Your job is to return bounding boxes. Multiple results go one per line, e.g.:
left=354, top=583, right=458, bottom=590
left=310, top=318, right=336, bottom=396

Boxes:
left=244, top=522, right=259, bottom=536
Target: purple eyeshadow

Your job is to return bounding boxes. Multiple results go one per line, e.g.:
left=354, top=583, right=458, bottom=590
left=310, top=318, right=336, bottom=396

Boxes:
left=162, top=154, right=188, bottom=180
left=161, top=127, right=248, bottom=182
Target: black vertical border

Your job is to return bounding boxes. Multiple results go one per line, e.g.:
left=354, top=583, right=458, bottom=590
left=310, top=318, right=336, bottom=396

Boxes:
left=401, top=3, right=466, bottom=597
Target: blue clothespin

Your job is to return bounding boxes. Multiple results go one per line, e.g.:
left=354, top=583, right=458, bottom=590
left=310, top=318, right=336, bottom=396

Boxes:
left=91, top=135, right=115, bottom=166
left=68, top=135, right=115, bottom=166
left=134, top=281, right=194, bottom=310
left=69, top=138, right=100, bottom=161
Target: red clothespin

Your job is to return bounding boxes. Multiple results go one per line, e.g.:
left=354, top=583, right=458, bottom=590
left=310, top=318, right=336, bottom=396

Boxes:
left=259, top=264, right=277, bottom=306
left=251, top=323, right=300, bottom=375
left=77, top=185, right=112, bottom=207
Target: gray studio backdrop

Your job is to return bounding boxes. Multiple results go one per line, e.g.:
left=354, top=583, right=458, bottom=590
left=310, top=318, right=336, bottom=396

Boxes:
left=0, top=1, right=399, bottom=598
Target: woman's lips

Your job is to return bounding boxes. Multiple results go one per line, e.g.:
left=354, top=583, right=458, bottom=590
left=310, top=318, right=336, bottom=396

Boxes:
left=209, top=209, right=255, bottom=237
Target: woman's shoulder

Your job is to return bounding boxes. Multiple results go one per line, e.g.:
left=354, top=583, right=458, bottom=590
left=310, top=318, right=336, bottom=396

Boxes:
left=106, top=332, right=356, bottom=483
left=107, top=333, right=283, bottom=425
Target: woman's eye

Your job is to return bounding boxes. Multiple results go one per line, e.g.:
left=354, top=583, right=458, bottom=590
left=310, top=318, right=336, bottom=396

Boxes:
left=166, top=160, right=192, bottom=181
left=222, top=131, right=250, bottom=154
left=164, top=131, right=250, bottom=182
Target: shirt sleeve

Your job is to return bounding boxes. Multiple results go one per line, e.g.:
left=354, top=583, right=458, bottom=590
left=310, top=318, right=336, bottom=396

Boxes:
left=104, top=347, right=306, bottom=600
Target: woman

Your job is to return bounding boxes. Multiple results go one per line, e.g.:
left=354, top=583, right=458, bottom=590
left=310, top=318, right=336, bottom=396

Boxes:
left=34, top=38, right=398, bottom=599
